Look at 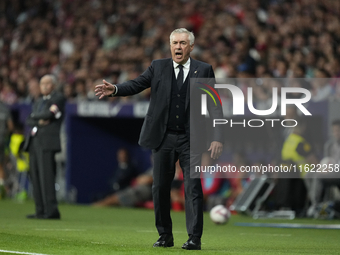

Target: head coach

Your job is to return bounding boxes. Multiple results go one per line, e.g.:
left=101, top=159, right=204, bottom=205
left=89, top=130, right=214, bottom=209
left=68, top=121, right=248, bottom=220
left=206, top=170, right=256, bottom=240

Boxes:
left=95, top=28, right=224, bottom=250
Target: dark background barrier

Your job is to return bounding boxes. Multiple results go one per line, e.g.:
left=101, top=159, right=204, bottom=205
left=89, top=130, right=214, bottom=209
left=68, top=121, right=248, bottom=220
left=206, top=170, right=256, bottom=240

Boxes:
left=65, top=103, right=152, bottom=203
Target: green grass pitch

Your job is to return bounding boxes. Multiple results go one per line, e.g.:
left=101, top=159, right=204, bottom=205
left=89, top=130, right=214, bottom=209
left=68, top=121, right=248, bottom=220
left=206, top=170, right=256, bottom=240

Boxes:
left=1, top=200, right=340, bottom=255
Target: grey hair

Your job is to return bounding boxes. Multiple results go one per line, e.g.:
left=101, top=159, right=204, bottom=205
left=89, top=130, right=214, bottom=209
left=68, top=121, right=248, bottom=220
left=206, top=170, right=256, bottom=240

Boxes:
left=42, top=74, right=57, bottom=86
left=170, top=28, right=195, bottom=45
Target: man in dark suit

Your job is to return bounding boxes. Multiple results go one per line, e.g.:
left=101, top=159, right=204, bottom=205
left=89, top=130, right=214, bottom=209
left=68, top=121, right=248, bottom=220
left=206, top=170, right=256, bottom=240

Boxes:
left=0, top=101, right=14, bottom=199
left=25, top=74, right=66, bottom=219
left=95, top=28, right=224, bottom=250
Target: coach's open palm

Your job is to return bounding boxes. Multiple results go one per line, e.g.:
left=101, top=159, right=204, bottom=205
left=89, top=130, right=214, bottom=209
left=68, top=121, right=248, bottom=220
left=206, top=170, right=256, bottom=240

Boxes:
left=95, top=80, right=115, bottom=99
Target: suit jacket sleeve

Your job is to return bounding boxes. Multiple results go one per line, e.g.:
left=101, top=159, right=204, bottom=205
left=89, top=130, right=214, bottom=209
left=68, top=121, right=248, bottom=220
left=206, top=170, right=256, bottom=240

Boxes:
left=115, top=62, right=154, bottom=96
left=206, top=66, right=224, bottom=144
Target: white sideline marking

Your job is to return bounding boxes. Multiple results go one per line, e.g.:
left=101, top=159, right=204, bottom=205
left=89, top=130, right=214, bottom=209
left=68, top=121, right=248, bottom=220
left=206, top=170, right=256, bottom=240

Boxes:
left=240, top=233, right=291, bottom=237
left=35, top=229, right=85, bottom=231
left=0, top=249, right=50, bottom=255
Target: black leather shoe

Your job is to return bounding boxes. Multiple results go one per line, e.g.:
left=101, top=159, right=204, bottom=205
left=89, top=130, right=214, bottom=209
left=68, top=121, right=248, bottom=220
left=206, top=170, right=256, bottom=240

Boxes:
left=43, top=212, right=61, bottom=220
left=182, top=236, right=201, bottom=250
left=153, top=234, right=174, bottom=248
left=26, top=212, right=60, bottom=220
left=26, top=214, right=43, bottom=219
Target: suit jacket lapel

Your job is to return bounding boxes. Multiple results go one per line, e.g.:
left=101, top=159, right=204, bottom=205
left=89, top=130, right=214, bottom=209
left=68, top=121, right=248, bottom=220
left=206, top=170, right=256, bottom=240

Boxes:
left=163, top=59, right=173, bottom=106
left=186, top=58, right=199, bottom=110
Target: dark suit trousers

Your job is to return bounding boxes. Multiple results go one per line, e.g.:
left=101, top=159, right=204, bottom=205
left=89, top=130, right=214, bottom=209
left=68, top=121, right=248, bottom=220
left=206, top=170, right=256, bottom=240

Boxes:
left=29, top=137, right=59, bottom=217
left=152, top=132, right=203, bottom=238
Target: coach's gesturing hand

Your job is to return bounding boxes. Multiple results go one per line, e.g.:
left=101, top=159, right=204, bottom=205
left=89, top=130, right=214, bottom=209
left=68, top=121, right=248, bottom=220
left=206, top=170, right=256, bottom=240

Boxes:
left=95, top=80, right=116, bottom=99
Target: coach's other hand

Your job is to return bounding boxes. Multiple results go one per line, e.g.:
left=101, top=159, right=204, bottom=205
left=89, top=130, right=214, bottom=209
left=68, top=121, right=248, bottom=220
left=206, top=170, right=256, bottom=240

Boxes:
left=208, top=141, right=223, bottom=160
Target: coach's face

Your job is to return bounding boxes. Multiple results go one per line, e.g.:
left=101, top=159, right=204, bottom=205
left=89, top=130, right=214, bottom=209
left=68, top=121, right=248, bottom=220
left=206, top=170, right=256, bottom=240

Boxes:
left=170, top=33, right=194, bottom=65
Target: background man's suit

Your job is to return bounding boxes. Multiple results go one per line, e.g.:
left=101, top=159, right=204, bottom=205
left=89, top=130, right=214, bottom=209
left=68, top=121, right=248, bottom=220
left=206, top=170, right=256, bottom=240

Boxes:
left=115, top=57, right=224, bottom=238
left=26, top=91, right=66, bottom=218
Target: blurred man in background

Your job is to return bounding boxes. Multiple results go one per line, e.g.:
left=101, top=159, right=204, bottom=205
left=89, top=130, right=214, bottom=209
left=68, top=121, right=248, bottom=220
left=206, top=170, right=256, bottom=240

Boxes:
left=92, top=166, right=153, bottom=208
left=0, top=100, right=14, bottom=199
left=110, top=148, right=137, bottom=194
left=307, top=119, right=340, bottom=217
left=24, top=75, right=66, bottom=219
left=277, top=118, right=319, bottom=216
left=92, top=147, right=138, bottom=202
left=324, top=119, right=340, bottom=163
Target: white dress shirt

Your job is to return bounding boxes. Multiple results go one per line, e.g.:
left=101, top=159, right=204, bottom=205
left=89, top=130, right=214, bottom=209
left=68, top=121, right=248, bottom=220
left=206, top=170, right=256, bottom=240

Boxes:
left=173, top=58, right=190, bottom=83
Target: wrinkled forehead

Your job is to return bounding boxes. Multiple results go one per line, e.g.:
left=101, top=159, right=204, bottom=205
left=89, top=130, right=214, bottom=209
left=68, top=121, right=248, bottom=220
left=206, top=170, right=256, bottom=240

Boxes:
left=171, top=32, right=190, bottom=42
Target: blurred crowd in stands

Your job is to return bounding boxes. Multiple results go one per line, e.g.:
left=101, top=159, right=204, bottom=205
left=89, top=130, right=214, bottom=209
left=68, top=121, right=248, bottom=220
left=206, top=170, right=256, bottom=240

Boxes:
left=1, top=0, right=340, bottom=105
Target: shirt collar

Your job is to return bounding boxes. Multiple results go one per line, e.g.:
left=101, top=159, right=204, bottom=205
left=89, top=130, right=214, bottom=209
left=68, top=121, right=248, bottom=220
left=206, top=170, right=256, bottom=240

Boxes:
left=42, top=93, right=53, bottom=100
left=42, top=91, right=55, bottom=100
left=43, top=95, right=51, bottom=100
left=173, top=57, right=191, bottom=69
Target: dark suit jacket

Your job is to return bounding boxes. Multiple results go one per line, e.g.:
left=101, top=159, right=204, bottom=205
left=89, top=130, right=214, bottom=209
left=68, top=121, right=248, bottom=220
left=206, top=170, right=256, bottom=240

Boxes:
left=25, top=91, right=66, bottom=152
left=116, top=58, right=224, bottom=152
